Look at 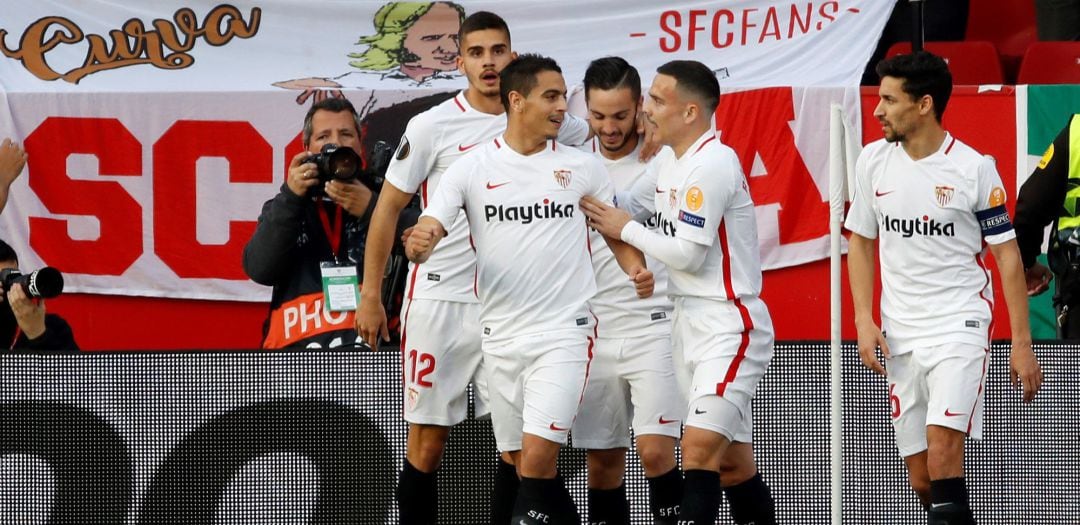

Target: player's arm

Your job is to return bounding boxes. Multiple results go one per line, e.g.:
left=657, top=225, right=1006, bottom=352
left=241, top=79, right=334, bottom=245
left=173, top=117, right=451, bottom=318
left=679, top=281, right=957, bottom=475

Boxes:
left=581, top=196, right=707, bottom=272
left=604, top=235, right=653, bottom=299
left=847, top=232, right=888, bottom=376
left=405, top=216, right=447, bottom=264
left=616, top=161, right=659, bottom=221
left=358, top=183, right=415, bottom=347
left=990, top=238, right=1044, bottom=403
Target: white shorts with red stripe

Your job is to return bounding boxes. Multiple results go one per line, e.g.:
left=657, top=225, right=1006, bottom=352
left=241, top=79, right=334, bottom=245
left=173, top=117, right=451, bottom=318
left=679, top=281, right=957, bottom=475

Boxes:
left=482, top=328, right=594, bottom=452
left=673, top=295, right=774, bottom=443
left=886, top=343, right=989, bottom=457
left=400, top=298, right=488, bottom=426
left=571, top=334, right=684, bottom=450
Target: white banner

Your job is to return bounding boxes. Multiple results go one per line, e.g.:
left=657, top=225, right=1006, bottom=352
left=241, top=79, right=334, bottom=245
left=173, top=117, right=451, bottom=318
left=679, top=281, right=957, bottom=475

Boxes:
left=0, top=1, right=883, bottom=301
left=0, top=1, right=892, bottom=92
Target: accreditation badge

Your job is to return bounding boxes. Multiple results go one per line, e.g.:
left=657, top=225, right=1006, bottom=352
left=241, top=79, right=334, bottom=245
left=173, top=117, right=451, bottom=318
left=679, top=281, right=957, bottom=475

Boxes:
left=320, top=261, right=360, bottom=312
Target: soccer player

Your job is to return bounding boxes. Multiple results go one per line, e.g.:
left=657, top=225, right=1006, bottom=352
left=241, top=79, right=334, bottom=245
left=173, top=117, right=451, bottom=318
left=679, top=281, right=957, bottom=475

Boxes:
left=406, top=54, right=653, bottom=525
left=356, top=12, right=591, bottom=524
left=573, top=56, right=683, bottom=525
left=581, top=60, right=777, bottom=525
left=845, top=51, right=1043, bottom=524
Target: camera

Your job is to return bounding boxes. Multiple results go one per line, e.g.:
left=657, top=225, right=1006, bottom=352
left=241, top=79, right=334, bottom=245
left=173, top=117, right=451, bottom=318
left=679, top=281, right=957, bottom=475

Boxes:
left=0, top=267, right=64, bottom=299
left=302, top=143, right=361, bottom=194
left=301, top=141, right=395, bottom=196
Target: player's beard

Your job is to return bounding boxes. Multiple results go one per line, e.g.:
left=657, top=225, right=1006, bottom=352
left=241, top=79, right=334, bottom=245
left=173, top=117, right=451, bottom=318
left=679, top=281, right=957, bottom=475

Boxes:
left=599, top=130, right=636, bottom=155
left=881, top=120, right=905, bottom=143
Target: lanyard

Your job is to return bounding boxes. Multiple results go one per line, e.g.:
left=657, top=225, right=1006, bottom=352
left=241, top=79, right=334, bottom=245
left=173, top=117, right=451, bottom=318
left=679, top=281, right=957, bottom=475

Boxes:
left=316, top=203, right=344, bottom=260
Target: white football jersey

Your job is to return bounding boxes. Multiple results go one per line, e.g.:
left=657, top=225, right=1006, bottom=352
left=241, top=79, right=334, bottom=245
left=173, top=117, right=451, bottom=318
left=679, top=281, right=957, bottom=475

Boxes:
left=844, top=134, right=1015, bottom=354
left=421, top=137, right=612, bottom=341
left=386, top=91, right=591, bottom=303
left=644, top=132, right=764, bottom=301
left=585, top=138, right=673, bottom=338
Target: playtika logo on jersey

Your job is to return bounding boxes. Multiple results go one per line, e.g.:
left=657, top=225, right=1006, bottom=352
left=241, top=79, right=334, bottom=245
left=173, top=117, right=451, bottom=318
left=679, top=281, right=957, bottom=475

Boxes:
left=880, top=214, right=956, bottom=238
left=484, top=199, right=574, bottom=224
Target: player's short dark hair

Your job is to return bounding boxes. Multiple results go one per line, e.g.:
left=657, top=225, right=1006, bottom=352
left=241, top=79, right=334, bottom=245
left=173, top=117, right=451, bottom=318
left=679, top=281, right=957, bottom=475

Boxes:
left=499, top=54, right=562, bottom=111
left=302, top=97, right=362, bottom=147
left=458, top=11, right=510, bottom=45
left=584, top=56, right=641, bottom=102
left=875, top=51, right=952, bottom=122
left=0, top=238, right=17, bottom=266
left=656, top=60, right=720, bottom=114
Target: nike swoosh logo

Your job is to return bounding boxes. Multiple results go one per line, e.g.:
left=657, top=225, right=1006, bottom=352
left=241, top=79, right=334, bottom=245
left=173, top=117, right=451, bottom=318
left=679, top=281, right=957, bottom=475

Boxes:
left=549, top=422, right=569, bottom=431
left=944, top=408, right=967, bottom=417
left=875, top=190, right=895, bottom=197
left=693, top=408, right=707, bottom=415
left=655, top=187, right=665, bottom=194
left=486, top=181, right=511, bottom=190
left=658, top=416, right=680, bottom=424
left=458, top=142, right=481, bottom=152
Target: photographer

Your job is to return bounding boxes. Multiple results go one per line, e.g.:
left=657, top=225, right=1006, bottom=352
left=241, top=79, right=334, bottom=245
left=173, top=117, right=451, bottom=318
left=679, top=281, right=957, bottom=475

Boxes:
left=0, top=239, right=78, bottom=351
left=1016, top=114, right=1080, bottom=337
left=243, top=97, right=415, bottom=349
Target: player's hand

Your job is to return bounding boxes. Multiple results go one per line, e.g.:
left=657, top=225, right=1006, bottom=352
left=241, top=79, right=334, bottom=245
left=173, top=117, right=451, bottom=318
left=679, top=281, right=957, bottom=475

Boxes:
left=5, top=284, right=46, bottom=340
left=580, top=196, right=632, bottom=239
left=1009, top=342, right=1043, bottom=403
left=325, top=178, right=373, bottom=217
left=855, top=320, right=889, bottom=376
left=0, top=138, right=27, bottom=187
left=1024, top=263, right=1052, bottom=296
left=356, top=297, right=389, bottom=350
left=286, top=151, right=321, bottom=197
left=629, top=266, right=654, bottom=298
left=406, top=223, right=438, bottom=263
left=400, top=226, right=414, bottom=245
left=637, top=118, right=661, bottom=162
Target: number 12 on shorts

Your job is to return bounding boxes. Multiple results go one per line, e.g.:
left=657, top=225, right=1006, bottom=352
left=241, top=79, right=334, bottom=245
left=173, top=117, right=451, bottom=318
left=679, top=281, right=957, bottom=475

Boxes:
left=407, top=349, right=435, bottom=388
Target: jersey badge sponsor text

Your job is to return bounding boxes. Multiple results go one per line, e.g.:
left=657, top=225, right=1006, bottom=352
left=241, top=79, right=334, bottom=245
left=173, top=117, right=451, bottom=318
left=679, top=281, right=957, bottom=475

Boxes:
left=685, top=186, right=704, bottom=211
left=934, top=185, right=955, bottom=207
left=554, top=169, right=572, bottom=188
left=650, top=312, right=667, bottom=321
left=678, top=210, right=706, bottom=228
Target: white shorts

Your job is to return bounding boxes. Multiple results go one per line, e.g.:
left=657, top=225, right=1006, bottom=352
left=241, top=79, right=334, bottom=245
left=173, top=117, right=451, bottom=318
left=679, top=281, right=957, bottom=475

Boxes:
left=672, top=296, right=774, bottom=443
left=483, top=329, right=593, bottom=452
left=571, top=334, right=684, bottom=450
left=399, top=298, right=488, bottom=426
left=887, top=343, right=989, bottom=457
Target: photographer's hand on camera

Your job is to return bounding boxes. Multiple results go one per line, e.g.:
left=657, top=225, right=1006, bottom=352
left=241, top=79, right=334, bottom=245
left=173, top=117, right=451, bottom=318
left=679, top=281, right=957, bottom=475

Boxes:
left=2, top=284, right=46, bottom=340
left=324, top=179, right=373, bottom=217
left=287, top=151, right=323, bottom=198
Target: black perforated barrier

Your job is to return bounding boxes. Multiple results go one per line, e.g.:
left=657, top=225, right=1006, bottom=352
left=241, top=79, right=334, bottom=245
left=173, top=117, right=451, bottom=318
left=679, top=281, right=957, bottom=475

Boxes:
left=1, top=343, right=1077, bottom=523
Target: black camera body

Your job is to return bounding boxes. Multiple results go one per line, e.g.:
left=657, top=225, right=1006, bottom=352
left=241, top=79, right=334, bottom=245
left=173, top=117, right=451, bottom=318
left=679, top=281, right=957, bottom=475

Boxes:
left=0, top=267, right=64, bottom=299
left=301, top=141, right=395, bottom=196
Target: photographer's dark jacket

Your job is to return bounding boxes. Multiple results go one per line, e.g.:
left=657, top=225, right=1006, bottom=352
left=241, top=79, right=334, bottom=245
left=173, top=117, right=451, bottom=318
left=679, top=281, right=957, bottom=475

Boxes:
left=243, top=184, right=416, bottom=349
left=4, top=313, right=79, bottom=351
left=1015, top=114, right=1080, bottom=310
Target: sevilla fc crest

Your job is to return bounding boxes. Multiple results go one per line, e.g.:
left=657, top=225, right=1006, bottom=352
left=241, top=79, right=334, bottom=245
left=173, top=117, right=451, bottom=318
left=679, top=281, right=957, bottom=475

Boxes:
left=934, top=185, right=955, bottom=207
left=554, top=169, right=572, bottom=188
